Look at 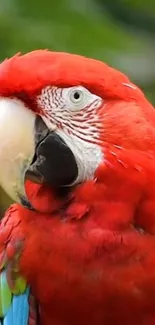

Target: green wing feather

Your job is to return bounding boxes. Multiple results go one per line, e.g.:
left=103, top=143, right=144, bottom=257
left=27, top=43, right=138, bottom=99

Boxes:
left=0, top=239, right=27, bottom=318
left=0, top=270, right=12, bottom=316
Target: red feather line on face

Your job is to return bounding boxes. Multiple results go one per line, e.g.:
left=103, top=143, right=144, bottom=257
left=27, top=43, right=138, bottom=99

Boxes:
left=36, top=86, right=103, bottom=145
left=0, top=50, right=146, bottom=103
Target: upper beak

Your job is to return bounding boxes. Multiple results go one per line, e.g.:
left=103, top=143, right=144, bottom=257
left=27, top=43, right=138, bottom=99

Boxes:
left=0, top=97, right=78, bottom=210
left=0, top=97, right=48, bottom=209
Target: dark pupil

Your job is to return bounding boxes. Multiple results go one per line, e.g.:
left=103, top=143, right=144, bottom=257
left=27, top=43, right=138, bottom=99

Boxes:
left=73, top=91, right=80, bottom=100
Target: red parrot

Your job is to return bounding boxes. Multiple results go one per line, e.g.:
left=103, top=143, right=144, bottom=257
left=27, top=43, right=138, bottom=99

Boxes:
left=0, top=51, right=155, bottom=325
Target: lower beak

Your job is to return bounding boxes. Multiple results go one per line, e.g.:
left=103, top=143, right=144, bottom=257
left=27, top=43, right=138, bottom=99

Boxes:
left=0, top=98, right=78, bottom=210
left=27, top=131, right=78, bottom=190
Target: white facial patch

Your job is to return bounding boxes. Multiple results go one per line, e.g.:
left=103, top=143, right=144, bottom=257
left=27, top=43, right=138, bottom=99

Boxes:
left=37, top=85, right=104, bottom=183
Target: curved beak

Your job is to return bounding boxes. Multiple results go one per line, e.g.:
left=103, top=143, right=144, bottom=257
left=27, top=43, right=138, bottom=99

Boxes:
left=0, top=98, right=48, bottom=209
left=0, top=97, right=78, bottom=210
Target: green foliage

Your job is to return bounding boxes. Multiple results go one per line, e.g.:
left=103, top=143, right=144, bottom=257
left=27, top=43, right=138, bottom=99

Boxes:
left=0, top=0, right=155, bottom=213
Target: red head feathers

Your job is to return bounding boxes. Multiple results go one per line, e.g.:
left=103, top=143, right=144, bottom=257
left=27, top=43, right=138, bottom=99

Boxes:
left=0, top=50, right=147, bottom=101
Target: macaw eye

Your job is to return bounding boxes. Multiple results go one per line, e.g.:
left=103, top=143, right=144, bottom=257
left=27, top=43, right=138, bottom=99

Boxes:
left=65, top=86, right=94, bottom=112
left=69, top=88, right=84, bottom=104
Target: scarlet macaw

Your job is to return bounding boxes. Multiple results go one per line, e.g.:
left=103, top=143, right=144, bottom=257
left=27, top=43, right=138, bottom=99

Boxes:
left=0, top=51, right=155, bottom=325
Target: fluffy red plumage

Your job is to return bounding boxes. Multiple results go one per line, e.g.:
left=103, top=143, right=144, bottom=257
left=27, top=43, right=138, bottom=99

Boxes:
left=1, top=51, right=155, bottom=324
left=0, top=50, right=146, bottom=100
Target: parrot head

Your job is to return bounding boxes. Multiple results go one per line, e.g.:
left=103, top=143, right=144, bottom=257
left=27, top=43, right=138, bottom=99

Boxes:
left=0, top=50, right=155, bottom=209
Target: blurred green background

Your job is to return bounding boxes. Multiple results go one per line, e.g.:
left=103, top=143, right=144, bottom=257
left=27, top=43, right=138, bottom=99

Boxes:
left=0, top=0, right=155, bottom=216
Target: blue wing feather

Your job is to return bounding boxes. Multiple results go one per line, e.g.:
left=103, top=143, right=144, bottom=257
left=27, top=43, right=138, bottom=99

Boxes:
left=3, top=287, right=30, bottom=325
left=0, top=268, right=30, bottom=325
